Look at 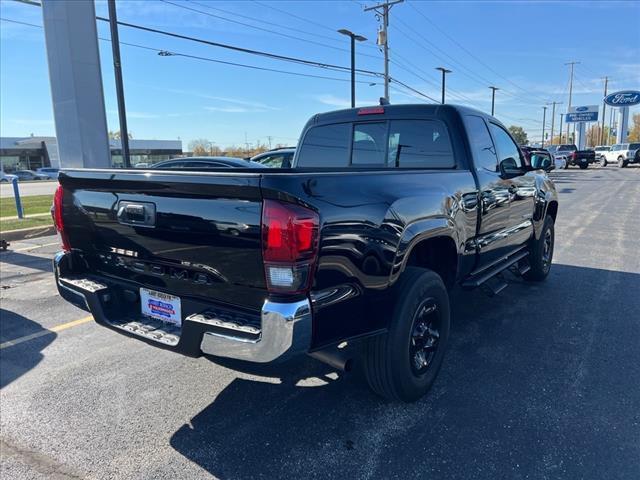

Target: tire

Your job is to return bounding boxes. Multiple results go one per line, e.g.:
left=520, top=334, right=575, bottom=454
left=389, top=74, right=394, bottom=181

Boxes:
left=600, top=155, right=607, bottom=167
left=579, top=161, right=588, bottom=169
left=618, top=156, right=627, bottom=168
left=524, top=215, right=554, bottom=282
left=563, top=160, right=569, bottom=169
left=363, top=267, right=450, bottom=402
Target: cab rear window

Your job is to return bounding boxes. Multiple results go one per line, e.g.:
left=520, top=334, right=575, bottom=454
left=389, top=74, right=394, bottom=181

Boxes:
left=297, top=120, right=455, bottom=168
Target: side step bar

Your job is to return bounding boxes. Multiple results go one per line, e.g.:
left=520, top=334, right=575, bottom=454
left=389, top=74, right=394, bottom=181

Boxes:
left=462, top=249, right=529, bottom=289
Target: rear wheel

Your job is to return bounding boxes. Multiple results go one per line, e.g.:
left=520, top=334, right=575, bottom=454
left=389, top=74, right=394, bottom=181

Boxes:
left=563, top=160, right=570, bottom=169
left=618, top=156, right=627, bottom=168
left=600, top=155, right=607, bottom=167
left=579, top=161, right=588, bottom=169
left=363, top=267, right=450, bottom=402
left=524, top=215, right=554, bottom=282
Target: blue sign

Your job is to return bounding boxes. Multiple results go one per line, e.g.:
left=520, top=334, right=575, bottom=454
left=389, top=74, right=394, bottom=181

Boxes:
left=604, top=90, right=640, bottom=107
left=566, top=112, right=598, bottom=122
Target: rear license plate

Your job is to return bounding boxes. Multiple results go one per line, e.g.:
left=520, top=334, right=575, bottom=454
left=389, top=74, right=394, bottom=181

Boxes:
left=140, top=288, right=182, bottom=326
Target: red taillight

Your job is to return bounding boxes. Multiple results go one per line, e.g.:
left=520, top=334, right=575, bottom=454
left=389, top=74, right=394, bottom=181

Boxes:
left=357, top=106, right=384, bottom=115
left=262, top=199, right=319, bottom=294
left=571, top=151, right=577, bottom=160
left=52, top=184, right=71, bottom=251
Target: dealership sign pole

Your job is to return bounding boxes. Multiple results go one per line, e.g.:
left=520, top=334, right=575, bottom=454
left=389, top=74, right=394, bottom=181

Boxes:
left=565, top=105, right=598, bottom=149
left=603, top=91, right=640, bottom=144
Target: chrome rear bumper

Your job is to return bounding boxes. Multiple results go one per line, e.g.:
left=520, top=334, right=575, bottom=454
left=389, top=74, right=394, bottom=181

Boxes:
left=54, top=251, right=312, bottom=363
left=199, top=299, right=311, bottom=362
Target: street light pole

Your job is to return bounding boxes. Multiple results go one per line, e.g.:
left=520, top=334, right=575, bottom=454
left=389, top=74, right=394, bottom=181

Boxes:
left=542, top=106, right=548, bottom=148
left=489, top=86, right=499, bottom=115
left=547, top=101, right=562, bottom=145
left=338, top=29, right=367, bottom=108
left=108, top=0, right=131, bottom=168
left=436, top=67, right=452, bottom=104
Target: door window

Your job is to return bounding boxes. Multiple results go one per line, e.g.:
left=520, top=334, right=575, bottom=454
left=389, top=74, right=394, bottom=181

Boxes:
left=464, top=115, right=498, bottom=172
left=489, top=123, right=524, bottom=171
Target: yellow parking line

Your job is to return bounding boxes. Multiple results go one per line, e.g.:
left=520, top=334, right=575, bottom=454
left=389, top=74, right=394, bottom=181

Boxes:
left=0, top=316, right=93, bottom=350
left=10, top=242, right=59, bottom=253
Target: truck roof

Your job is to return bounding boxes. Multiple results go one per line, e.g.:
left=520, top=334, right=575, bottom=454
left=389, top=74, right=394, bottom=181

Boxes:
left=307, top=103, right=493, bottom=126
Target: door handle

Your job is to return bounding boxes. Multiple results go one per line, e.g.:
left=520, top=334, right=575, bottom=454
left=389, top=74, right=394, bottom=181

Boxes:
left=117, top=201, right=156, bottom=227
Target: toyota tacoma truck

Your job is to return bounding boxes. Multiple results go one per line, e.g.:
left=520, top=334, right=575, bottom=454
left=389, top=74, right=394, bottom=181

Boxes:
left=53, top=104, right=558, bottom=402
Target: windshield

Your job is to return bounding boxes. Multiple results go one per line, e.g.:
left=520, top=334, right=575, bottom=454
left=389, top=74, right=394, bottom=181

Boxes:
left=558, top=144, right=577, bottom=151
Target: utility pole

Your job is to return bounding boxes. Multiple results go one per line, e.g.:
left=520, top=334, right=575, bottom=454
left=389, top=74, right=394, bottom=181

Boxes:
left=338, top=29, right=367, bottom=108
left=542, top=106, right=548, bottom=148
left=600, top=76, right=608, bottom=145
left=435, top=67, right=452, bottom=104
left=565, top=61, right=580, bottom=143
left=489, top=86, right=499, bottom=115
left=559, top=113, right=563, bottom=144
left=365, top=0, right=403, bottom=103
left=108, top=0, right=131, bottom=168
left=267, top=136, right=273, bottom=149
left=547, top=101, right=562, bottom=145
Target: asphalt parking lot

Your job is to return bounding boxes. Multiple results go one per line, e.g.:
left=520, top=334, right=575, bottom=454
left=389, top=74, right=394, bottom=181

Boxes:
left=1, top=166, right=639, bottom=479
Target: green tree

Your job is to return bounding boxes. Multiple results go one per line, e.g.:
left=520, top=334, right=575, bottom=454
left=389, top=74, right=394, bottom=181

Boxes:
left=108, top=130, right=133, bottom=140
left=508, top=125, right=528, bottom=145
left=628, top=113, right=640, bottom=142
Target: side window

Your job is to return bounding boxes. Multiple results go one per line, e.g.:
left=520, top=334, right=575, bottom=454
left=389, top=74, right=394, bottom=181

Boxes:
left=388, top=120, right=454, bottom=168
left=489, top=123, right=523, bottom=170
left=352, top=122, right=387, bottom=165
left=297, top=123, right=350, bottom=167
left=464, top=115, right=498, bottom=172
left=258, top=154, right=285, bottom=168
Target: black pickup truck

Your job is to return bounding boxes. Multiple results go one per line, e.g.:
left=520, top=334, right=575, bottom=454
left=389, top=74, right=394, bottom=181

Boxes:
left=53, top=104, right=558, bottom=402
left=549, top=144, right=595, bottom=169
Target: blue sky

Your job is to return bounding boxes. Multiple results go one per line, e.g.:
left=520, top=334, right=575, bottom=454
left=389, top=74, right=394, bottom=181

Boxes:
left=1, top=0, right=639, bottom=148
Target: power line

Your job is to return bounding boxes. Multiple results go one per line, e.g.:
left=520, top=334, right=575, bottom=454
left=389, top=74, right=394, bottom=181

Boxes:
left=0, top=17, right=378, bottom=84
left=187, top=0, right=379, bottom=51
left=406, top=0, right=551, bottom=105
left=160, top=0, right=381, bottom=60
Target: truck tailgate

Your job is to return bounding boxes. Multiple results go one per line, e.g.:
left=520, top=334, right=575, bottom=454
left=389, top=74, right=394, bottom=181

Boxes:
left=59, top=169, right=266, bottom=311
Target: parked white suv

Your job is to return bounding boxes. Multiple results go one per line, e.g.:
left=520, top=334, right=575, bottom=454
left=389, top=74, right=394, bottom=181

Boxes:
left=600, top=143, right=640, bottom=167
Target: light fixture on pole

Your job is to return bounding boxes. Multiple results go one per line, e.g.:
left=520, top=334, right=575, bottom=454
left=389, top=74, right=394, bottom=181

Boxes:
left=489, top=86, right=499, bottom=116
left=338, top=29, right=367, bottom=108
left=435, top=67, right=452, bottom=104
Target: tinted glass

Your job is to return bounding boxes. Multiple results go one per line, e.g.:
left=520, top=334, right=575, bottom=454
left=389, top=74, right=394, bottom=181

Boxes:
left=256, top=154, right=285, bottom=168
left=464, top=115, right=498, bottom=171
left=184, top=161, right=230, bottom=169
left=352, top=123, right=387, bottom=165
left=297, top=123, right=350, bottom=167
left=489, top=123, right=523, bottom=168
left=388, top=120, right=454, bottom=168
left=629, top=143, right=640, bottom=150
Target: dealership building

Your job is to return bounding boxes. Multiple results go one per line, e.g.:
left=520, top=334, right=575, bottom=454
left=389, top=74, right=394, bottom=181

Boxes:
left=0, top=136, right=182, bottom=172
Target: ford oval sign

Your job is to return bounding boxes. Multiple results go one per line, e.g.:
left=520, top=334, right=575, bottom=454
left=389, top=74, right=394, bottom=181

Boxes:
left=604, top=90, right=640, bottom=107
left=576, top=106, right=589, bottom=112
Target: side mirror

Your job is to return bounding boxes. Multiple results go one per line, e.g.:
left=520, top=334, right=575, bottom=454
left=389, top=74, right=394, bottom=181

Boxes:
left=541, top=156, right=554, bottom=171
left=499, top=157, right=519, bottom=177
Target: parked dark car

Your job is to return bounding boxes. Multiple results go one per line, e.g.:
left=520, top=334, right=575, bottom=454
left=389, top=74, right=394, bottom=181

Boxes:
left=250, top=147, right=296, bottom=168
left=14, top=170, right=49, bottom=181
left=151, top=156, right=267, bottom=169
left=52, top=104, right=558, bottom=402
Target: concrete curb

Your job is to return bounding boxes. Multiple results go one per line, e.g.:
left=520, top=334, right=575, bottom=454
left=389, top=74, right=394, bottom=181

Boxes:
left=0, top=225, right=56, bottom=242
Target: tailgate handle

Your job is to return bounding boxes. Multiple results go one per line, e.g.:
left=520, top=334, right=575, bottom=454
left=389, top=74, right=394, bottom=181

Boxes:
left=117, top=201, right=156, bottom=227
